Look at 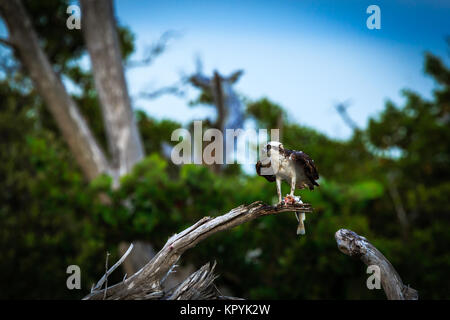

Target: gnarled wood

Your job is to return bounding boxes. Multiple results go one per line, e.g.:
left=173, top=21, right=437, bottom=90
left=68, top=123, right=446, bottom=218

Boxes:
left=84, top=201, right=313, bottom=300
left=335, top=229, right=418, bottom=300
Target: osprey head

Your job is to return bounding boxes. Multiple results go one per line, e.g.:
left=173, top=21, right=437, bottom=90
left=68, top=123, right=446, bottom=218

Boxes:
left=265, top=141, right=284, bottom=157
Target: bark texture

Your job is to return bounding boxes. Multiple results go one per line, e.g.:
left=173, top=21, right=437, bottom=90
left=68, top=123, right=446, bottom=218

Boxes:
left=80, top=0, right=144, bottom=185
left=335, top=229, right=418, bottom=300
left=84, top=201, right=313, bottom=300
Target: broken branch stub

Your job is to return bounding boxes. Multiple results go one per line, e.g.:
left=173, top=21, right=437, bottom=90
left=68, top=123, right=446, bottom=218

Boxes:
left=335, top=229, right=418, bottom=300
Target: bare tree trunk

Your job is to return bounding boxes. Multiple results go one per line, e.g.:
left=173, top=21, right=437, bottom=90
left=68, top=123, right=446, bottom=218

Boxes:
left=0, top=0, right=151, bottom=277
left=80, top=0, right=144, bottom=185
left=0, top=0, right=110, bottom=181
left=189, top=69, right=244, bottom=172
left=84, top=201, right=312, bottom=300
left=335, top=229, right=418, bottom=300
left=166, top=262, right=219, bottom=300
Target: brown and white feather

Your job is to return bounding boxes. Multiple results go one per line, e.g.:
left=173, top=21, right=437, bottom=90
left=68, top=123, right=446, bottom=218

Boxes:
left=256, top=142, right=319, bottom=190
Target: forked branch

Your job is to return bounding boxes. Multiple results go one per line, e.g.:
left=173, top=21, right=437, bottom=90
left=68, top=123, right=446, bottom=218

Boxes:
left=335, top=229, right=418, bottom=300
left=84, top=201, right=312, bottom=300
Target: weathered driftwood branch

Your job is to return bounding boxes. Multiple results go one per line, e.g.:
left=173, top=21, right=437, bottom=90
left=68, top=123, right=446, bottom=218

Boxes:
left=84, top=201, right=312, bottom=300
left=335, top=229, right=418, bottom=300
left=80, top=0, right=144, bottom=183
left=165, top=261, right=244, bottom=300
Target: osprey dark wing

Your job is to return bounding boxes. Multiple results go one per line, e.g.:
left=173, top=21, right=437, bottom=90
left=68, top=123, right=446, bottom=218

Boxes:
left=256, top=160, right=276, bottom=182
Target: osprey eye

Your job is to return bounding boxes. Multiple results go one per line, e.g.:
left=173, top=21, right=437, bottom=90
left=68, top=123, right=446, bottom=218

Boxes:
left=267, top=145, right=271, bottom=150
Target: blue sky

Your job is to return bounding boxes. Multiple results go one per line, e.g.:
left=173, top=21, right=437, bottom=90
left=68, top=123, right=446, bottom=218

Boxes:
left=76, top=1, right=450, bottom=139
left=0, top=1, right=447, bottom=139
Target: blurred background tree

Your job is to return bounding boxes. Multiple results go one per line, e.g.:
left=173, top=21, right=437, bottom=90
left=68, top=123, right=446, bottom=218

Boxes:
left=0, top=0, right=448, bottom=299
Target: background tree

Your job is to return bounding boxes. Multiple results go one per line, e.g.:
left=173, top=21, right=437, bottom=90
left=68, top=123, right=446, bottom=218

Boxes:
left=0, top=0, right=448, bottom=300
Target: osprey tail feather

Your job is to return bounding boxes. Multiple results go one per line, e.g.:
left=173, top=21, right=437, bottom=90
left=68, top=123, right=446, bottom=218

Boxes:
left=295, top=212, right=306, bottom=235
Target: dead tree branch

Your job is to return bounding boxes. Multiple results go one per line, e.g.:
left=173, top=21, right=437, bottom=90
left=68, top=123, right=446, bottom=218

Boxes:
left=166, top=261, right=219, bottom=300
left=91, top=243, right=134, bottom=293
left=335, top=229, right=418, bottom=300
left=0, top=0, right=111, bottom=181
left=137, top=83, right=186, bottom=100
left=126, top=30, right=180, bottom=68
left=0, top=37, right=14, bottom=48
left=335, top=100, right=359, bottom=131
left=84, top=201, right=312, bottom=300
left=80, top=0, right=144, bottom=184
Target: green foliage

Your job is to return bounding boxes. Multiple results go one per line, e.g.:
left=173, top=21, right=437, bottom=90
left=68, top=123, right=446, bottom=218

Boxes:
left=247, top=99, right=379, bottom=183
left=0, top=1, right=448, bottom=299
left=246, top=97, right=286, bottom=129
left=136, top=110, right=181, bottom=156
left=0, top=86, right=107, bottom=298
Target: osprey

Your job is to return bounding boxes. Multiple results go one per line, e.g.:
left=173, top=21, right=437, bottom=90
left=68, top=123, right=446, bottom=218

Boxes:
left=256, top=141, right=319, bottom=235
